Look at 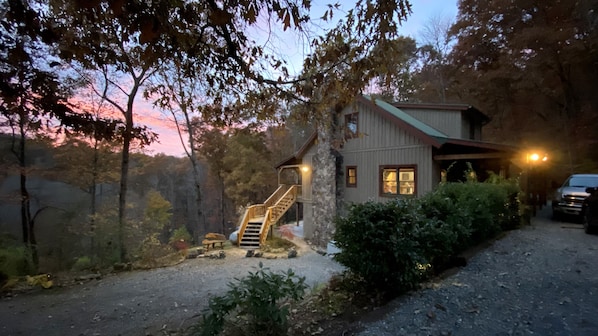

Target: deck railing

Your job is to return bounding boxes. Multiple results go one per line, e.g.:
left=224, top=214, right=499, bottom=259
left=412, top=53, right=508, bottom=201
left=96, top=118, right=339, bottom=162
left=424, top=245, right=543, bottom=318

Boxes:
left=258, top=185, right=298, bottom=246
left=237, top=204, right=265, bottom=246
left=238, top=184, right=301, bottom=247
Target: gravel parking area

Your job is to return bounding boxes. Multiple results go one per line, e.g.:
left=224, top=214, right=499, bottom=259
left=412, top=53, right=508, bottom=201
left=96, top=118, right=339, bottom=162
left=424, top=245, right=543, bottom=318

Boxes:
left=0, top=239, right=344, bottom=336
left=2, top=208, right=597, bottom=336
left=358, top=207, right=598, bottom=336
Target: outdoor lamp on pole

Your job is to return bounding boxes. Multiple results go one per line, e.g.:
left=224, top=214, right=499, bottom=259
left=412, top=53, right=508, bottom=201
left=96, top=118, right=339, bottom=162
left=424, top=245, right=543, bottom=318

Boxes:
left=526, top=152, right=548, bottom=217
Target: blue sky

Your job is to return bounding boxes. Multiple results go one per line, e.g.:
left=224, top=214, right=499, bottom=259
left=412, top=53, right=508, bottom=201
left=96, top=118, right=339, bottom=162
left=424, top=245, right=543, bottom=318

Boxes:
left=400, top=0, right=459, bottom=37
left=257, top=0, right=460, bottom=76
left=314, top=0, right=459, bottom=39
left=148, top=0, right=460, bottom=156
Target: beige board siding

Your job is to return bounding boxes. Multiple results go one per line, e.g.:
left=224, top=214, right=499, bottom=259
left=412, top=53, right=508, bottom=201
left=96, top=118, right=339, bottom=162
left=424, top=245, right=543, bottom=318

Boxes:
left=341, top=145, right=435, bottom=204
left=300, top=148, right=316, bottom=202
left=460, top=117, right=483, bottom=140
left=299, top=147, right=316, bottom=240
left=342, top=103, right=427, bottom=151
left=339, top=102, right=438, bottom=204
left=400, top=108, right=461, bottom=139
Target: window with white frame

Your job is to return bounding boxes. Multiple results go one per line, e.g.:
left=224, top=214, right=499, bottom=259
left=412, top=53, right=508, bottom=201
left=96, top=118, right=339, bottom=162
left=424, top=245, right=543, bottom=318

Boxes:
left=380, top=166, right=416, bottom=196
left=344, top=112, right=359, bottom=139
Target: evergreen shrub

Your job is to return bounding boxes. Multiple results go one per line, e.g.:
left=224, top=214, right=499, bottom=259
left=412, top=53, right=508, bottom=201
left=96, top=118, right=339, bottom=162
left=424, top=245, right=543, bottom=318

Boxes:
left=0, top=245, right=35, bottom=277
left=196, top=263, right=307, bottom=336
left=169, top=226, right=193, bottom=250
left=333, top=199, right=429, bottom=294
left=71, top=256, right=93, bottom=272
left=333, top=180, right=521, bottom=294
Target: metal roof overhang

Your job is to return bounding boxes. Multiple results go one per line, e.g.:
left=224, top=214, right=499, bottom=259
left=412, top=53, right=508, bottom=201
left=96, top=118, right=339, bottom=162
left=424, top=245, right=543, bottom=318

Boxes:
left=433, top=138, right=518, bottom=161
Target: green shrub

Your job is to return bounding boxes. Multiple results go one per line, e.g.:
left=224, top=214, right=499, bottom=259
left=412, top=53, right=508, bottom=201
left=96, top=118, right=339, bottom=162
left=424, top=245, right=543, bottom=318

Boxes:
left=195, top=262, right=307, bottom=336
left=89, top=206, right=122, bottom=268
left=486, top=175, right=522, bottom=230
left=71, top=256, right=93, bottom=272
left=333, top=180, right=522, bottom=295
left=423, top=181, right=520, bottom=250
left=333, top=199, right=429, bottom=295
left=0, top=245, right=35, bottom=277
left=136, top=234, right=174, bottom=266
left=169, top=226, right=193, bottom=245
left=418, top=190, right=472, bottom=256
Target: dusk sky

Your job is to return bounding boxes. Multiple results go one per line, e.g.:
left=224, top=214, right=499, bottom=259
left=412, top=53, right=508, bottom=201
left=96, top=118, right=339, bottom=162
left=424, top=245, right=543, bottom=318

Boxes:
left=146, top=0, right=459, bottom=157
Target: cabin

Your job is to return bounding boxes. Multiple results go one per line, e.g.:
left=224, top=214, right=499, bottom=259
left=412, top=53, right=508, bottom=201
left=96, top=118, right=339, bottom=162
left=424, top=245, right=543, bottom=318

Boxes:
left=236, top=95, right=518, bottom=247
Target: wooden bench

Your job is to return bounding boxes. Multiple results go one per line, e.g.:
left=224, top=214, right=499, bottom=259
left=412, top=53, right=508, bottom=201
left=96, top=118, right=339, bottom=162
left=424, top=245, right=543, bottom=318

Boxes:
left=202, top=233, right=227, bottom=251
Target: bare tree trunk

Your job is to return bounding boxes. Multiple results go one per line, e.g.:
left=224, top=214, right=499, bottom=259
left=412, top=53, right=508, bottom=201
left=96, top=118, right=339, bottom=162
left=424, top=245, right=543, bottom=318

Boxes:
left=220, top=177, right=226, bottom=234
left=189, top=155, right=204, bottom=238
left=115, top=71, right=146, bottom=263
left=118, top=131, right=130, bottom=262
left=14, top=116, right=38, bottom=269
left=117, top=88, right=138, bottom=262
left=311, top=113, right=337, bottom=248
left=90, top=138, right=99, bottom=255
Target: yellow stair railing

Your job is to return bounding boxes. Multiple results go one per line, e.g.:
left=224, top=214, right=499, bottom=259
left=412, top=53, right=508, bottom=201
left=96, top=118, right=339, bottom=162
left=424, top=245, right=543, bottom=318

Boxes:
left=237, top=185, right=299, bottom=248
left=258, top=185, right=299, bottom=246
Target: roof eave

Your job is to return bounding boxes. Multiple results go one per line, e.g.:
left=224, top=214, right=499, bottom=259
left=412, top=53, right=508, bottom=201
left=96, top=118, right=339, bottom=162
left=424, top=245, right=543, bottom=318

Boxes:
left=275, top=132, right=317, bottom=169
left=359, top=96, right=444, bottom=148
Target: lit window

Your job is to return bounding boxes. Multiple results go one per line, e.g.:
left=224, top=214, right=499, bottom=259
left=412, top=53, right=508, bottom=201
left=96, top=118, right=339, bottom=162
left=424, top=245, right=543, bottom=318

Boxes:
left=380, top=166, right=416, bottom=196
left=345, top=113, right=359, bottom=139
left=346, top=166, right=357, bottom=187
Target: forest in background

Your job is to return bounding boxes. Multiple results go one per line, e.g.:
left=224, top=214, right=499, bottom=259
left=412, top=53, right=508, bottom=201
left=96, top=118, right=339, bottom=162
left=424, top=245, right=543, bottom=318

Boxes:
left=0, top=124, right=308, bottom=273
left=372, top=0, right=598, bottom=177
left=1, top=0, right=597, bottom=275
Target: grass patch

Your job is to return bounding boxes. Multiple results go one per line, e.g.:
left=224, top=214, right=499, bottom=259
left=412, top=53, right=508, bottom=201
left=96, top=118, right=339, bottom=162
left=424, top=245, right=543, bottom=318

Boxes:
left=263, top=236, right=295, bottom=250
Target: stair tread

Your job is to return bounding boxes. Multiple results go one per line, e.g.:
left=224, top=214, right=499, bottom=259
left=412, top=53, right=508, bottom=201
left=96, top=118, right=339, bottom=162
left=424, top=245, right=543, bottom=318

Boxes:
left=239, top=188, right=299, bottom=249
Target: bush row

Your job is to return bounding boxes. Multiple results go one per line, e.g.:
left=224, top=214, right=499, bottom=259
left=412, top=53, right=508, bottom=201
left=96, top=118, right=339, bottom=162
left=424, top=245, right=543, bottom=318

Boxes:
left=333, top=179, right=521, bottom=295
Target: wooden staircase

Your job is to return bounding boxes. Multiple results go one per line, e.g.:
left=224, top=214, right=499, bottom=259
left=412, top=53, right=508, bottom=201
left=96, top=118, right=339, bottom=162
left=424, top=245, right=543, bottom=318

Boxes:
left=240, top=217, right=264, bottom=249
left=238, top=185, right=299, bottom=249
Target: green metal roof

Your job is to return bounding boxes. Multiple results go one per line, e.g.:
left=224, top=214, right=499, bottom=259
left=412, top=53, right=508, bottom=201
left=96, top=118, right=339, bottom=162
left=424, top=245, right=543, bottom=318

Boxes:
left=363, top=96, right=448, bottom=138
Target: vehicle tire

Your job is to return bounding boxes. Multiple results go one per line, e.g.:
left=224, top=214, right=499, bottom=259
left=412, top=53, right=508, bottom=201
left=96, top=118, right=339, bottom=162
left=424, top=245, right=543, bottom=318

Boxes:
left=551, top=210, right=561, bottom=222
left=583, top=210, right=593, bottom=234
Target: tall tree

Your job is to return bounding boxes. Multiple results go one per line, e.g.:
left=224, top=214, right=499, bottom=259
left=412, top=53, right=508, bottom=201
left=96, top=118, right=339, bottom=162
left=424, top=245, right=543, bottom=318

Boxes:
left=49, top=1, right=166, bottom=261
left=194, top=126, right=230, bottom=234
left=0, top=0, right=117, bottom=267
left=292, top=1, right=413, bottom=247
left=369, top=36, right=419, bottom=101
left=222, top=128, right=277, bottom=209
left=52, top=85, right=124, bottom=254
left=413, top=14, right=455, bottom=103
left=148, top=62, right=210, bottom=241
left=41, top=0, right=413, bottom=251
left=450, top=0, right=598, bottom=172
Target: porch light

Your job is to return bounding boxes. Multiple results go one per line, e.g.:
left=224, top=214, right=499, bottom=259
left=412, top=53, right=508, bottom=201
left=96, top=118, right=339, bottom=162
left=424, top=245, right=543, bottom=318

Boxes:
left=526, top=152, right=548, bottom=163
left=278, top=164, right=310, bottom=185
left=525, top=150, right=548, bottom=218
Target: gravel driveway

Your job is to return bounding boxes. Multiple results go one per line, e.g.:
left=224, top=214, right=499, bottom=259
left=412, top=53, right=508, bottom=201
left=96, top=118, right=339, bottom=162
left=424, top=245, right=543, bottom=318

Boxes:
left=2, top=208, right=598, bottom=336
left=358, top=207, right=598, bottom=336
left=0, top=240, right=344, bottom=336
